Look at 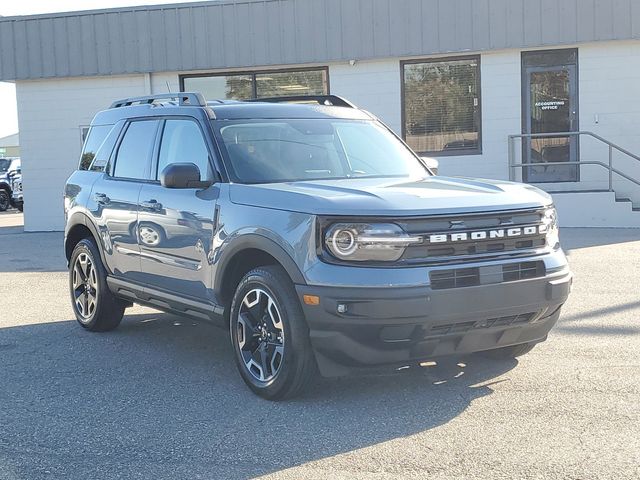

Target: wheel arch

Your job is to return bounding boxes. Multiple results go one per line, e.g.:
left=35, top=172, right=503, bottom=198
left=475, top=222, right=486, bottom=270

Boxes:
left=65, top=212, right=109, bottom=270
left=216, top=234, right=306, bottom=307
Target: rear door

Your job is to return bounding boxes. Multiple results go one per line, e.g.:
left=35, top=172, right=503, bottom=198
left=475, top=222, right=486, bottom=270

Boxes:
left=88, top=119, right=160, bottom=281
left=137, top=117, right=219, bottom=301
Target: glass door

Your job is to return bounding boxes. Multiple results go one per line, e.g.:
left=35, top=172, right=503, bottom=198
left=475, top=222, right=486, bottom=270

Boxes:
left=522, top=50, right=578, bottom=183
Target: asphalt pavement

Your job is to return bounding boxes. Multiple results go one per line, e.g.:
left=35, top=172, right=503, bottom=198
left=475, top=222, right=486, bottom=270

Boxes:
left=0, top=210, right=639, bottom=479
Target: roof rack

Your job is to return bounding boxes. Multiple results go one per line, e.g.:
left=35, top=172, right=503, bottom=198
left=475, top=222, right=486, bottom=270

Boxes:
left=109, top=92, right=206, bottom=109
left=249, top=95, right=356, bottom=108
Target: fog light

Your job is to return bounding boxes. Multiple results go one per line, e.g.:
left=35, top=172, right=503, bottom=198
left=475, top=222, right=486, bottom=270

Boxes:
left=337, top=303, right=348, bottom=314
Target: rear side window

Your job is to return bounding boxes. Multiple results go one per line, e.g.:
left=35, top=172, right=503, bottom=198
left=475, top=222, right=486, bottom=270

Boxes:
left=157, top=119, right=212, bottom=180
left=79, top=125, right=112, bottom=170
left=113, top=120, right=160, bottom=180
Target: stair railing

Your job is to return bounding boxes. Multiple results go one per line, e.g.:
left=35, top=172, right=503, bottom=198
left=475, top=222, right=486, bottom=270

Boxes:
left=507, top=131, right=640, bottom=191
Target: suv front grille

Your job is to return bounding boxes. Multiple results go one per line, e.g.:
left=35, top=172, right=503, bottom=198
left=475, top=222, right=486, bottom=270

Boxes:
left=396, top=208, right=548, bottom=264
left=429, top=261, right=546, bottom=290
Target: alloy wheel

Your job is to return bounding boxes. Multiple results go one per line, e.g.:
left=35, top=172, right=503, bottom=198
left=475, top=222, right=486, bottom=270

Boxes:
left=236, top=288, right=285, bottom=382
left=72, top=252, right=98, bottom=321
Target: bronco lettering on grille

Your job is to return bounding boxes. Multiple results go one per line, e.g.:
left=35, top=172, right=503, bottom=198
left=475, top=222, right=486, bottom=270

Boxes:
left=428, top=225, right=546, bottom=244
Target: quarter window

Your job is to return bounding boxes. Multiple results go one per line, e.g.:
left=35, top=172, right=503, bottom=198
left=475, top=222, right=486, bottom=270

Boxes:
left=402, top=57, right=481, bottom=156
left=79, top=125, right=112, bottom=170
left=113, top=120, right=159, bottom=180
left=157, top=120, right=212, bottom=180
left=181, top=68, right=328, bottom=100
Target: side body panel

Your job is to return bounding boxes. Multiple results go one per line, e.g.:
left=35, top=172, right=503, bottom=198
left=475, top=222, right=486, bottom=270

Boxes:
left=136, top=183, right=219, bottom=301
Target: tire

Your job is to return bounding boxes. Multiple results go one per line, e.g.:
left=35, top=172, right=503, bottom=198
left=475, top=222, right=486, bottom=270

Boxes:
left=16, top=203, right=23, bottom=212
left=229, top=265, right=316, bottom=400
left=481, top=341, right=537, bottom=359
left=0, top=190, right=9, bottom=212
left=69, top=238, right=126, bottom=332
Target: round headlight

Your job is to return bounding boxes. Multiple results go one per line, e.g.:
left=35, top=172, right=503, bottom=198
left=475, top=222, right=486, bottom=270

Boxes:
left=331, top=228, right=358, bottom=257
left=324, top=223, right=420, bottom=262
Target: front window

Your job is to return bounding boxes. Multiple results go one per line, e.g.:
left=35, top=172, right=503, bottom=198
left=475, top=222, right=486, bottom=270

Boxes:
left=402, top=57, right=481, bottom=156
left=215, top=119, right=428, bottom=184
left=181, top=68, right=328, bottom=101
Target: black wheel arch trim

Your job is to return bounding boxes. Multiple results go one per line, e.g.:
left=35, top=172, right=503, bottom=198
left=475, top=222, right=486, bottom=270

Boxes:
left=215, top=233, right=307, bottom=293
left=65, top=211, right=111, bottom=272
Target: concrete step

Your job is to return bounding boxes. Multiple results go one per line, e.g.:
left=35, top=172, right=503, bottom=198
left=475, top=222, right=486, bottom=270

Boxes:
left=550, top=191, right=640, bottom=227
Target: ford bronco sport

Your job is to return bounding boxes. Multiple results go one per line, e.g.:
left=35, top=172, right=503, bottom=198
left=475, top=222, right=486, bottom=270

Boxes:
left=64, top=93, right=572, bottom=399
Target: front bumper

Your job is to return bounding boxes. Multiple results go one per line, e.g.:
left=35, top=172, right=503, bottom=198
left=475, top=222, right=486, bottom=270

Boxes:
left=296, top=266, right=572, bottom=377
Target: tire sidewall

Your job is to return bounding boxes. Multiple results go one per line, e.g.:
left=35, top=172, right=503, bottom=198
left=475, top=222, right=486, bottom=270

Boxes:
left=0, top=190, right=9, bottom=211
left=69, top=239, right=107, bottom=329
left=229, top=269, right=307, bottom=399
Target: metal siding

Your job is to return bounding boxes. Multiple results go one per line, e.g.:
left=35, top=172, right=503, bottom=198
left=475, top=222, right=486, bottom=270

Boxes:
left=93, top=14, right=111, bottom=75
left=67, top=16, right=83, bottom=77
left=612, top=0, right=632, bottom=40
left=488, top=0, right=508, bottom=50
left=505, top=0, right=525, bottom=48
left=13, top=21, right=29, bottom=80
left=540, top=0, right=560, bottom=45
left=558, top=0, right=578, bottom=45
left=595, top=0, right=615, bottom=40
left=437, top=0, right=456, bottom=52
left=135, top=11, right=152, bottom=72
left=421, top=0, right=439, bottom=54
left=2, top=0, right=640, bottom=81
left=523, top=0, right=542, bottom=47
left=577, top=0, right=596, bottom=42
left=633, top=0, right=640, bottom=37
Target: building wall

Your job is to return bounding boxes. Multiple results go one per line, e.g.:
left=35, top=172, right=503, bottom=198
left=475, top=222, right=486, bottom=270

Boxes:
left=16, top=74, right=148, bottom=230
left=15, top=40, right=640, bottom=231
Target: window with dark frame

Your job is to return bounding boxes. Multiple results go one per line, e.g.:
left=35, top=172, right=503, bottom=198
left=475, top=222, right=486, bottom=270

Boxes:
left=402, top=57, right=481, bottom=156
left=180, top=68, right=329, bottom=101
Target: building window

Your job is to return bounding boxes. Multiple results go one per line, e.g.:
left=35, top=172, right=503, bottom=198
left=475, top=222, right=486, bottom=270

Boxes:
left=180, top=68, right=328, bottom=101
left=402, top=57, right=481, bottom=156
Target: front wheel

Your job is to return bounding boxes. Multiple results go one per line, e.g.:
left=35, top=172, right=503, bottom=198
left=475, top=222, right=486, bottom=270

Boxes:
left=69, top=238, right=126, bottom=332
left=229, top=266, right=316, bottom=400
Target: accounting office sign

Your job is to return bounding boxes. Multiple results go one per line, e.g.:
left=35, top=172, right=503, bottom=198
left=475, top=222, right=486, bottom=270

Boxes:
left=535, top=100, right=565, bottom=110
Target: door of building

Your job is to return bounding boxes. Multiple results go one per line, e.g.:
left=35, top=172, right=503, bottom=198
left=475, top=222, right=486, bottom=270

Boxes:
left=522, top=49, right=578, bottom=183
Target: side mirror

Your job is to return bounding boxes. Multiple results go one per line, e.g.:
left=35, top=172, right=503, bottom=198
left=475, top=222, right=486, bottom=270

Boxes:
left=421, top=157, right=439, bottom=175
left=160, top=163, right=212, bottom=189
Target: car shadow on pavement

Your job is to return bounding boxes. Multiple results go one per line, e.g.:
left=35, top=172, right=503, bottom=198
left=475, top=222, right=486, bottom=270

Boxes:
left=0, top=311, right=517, bottom=479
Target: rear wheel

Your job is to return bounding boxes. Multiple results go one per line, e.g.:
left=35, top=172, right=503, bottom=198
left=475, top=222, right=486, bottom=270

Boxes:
left=230, top=265, right=316, bottom=400
left=482, top=341, right=537, bottom=359
left=0, top=190, right=9, bottom=211
left=69, top=238, right=126, bottom=332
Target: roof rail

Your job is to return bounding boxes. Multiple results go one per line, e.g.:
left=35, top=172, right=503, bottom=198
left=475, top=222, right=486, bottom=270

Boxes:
left=249, top=95, right=356, bottom=108
left=109, top=92, right=206, bottom=109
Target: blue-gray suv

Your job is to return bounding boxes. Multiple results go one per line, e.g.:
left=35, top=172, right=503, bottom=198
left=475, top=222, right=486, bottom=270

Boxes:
left=64, top=93, right=572, bottom=399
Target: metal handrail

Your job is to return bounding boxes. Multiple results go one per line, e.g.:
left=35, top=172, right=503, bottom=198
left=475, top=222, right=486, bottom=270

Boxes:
left=507, top=131, right=640, bottom=192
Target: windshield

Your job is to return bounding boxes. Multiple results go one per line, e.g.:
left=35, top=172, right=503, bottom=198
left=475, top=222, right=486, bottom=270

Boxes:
left=215, top=119, right=428, bottom=184
left=0, top=159, right=10, bottom=173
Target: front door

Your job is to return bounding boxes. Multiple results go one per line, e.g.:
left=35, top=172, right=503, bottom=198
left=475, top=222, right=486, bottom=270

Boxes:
left=522, top=49, right=578, bottom=183
left=137, top=118, right=218, bottom=302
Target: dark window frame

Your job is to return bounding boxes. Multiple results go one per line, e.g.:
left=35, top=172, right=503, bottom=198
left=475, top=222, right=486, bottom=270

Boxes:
left=178, top=66, right=331, bottom=100
left=110, top=118, right=161, bottom=182
left=400, top=55, right=482, bottom=157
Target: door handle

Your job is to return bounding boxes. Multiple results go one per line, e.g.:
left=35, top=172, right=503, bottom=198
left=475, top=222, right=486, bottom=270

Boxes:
left=93, top=192, right=110, bottom=205
left=140, top=200, right=163, bottom=211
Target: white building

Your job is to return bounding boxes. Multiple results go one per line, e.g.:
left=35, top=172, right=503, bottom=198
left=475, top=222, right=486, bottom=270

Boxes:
left=1, top=0, right=640, bottom=230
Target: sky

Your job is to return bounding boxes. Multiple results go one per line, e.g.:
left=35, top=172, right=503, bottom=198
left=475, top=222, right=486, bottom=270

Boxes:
left=0, top=0, right=202, bottom=139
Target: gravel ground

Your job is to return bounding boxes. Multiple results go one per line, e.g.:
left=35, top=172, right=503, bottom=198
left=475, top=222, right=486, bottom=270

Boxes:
left=0, top=210, right=639, bottom=480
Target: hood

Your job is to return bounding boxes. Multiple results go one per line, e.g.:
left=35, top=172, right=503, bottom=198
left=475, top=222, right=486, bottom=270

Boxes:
left=229, top=176, right=552, bottom=216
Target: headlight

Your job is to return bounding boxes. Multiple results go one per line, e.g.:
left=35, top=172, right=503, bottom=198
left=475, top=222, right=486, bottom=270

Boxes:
left=541, top=207, right=559, bottom=249
left=324, top=223, right=420, bottom=262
